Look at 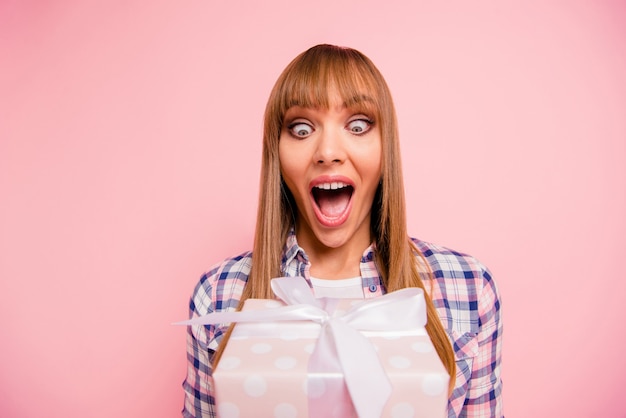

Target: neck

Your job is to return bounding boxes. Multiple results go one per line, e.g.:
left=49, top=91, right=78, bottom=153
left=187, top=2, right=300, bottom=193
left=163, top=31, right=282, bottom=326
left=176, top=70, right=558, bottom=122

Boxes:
left=297, top=234, right=371, bottom=280
left=308, top=246, right=364, bottom=279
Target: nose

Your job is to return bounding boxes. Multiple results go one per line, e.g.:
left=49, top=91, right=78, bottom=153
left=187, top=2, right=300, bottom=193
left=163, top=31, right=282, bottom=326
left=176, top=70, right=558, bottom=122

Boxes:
left=314, top=126, right=346, bottom=165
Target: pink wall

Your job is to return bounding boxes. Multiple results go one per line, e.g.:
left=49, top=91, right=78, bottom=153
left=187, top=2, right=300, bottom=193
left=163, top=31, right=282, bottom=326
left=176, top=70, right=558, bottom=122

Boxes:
left=1, top=1, right=625, bottom=416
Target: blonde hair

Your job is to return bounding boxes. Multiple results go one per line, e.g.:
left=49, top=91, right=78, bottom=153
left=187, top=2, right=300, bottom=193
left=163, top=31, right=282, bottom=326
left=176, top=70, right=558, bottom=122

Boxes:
left=214, top=44, right=455, bottom=392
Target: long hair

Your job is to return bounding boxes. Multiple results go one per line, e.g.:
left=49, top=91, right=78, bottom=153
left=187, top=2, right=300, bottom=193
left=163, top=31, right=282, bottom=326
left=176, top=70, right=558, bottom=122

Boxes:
left=214, top=44, right=456, bottom=392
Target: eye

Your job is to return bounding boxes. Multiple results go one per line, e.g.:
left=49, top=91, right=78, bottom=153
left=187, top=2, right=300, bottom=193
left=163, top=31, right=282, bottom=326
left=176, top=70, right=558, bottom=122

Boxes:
left=346, top=118, right=373, bottom=135
left=287, top=122, right=314, bottom=138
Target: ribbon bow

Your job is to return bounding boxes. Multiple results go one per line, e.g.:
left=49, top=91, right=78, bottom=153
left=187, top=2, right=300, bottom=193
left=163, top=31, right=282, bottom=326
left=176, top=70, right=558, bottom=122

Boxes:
left=176, top=277, right=427, bottom=418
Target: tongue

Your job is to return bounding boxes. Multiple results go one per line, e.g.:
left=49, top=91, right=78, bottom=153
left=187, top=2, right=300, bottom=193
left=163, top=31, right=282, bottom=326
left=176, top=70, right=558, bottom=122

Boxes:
left=316, top=189, right=351, bottom=217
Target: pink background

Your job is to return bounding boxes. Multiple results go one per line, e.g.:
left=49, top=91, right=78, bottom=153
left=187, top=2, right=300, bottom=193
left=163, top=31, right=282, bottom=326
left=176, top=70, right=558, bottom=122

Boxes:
left=1, top=1, right=625, bottom=417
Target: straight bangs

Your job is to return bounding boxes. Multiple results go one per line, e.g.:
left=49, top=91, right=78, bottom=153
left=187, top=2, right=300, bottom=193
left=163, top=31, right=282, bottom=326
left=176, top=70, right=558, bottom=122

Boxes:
left=269, top=45, right=390, bottom=134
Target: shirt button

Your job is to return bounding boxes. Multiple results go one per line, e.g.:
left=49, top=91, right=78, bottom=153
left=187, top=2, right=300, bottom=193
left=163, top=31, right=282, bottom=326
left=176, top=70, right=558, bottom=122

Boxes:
left=368, top=284, right=378, bottom=293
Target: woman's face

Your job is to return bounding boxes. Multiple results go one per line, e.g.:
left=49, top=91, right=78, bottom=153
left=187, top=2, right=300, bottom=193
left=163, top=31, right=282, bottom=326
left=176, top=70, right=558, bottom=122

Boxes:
left=278, top=90, right=382, bottom=255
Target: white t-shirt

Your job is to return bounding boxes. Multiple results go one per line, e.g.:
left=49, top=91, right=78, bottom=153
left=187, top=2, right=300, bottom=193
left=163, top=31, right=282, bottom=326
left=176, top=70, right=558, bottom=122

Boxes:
left=309, top=276, right=365, bottom=299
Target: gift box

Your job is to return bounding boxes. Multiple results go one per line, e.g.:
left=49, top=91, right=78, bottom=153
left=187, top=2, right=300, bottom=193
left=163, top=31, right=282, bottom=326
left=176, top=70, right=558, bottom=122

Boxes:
left=179, top=277, right=449, bottom=418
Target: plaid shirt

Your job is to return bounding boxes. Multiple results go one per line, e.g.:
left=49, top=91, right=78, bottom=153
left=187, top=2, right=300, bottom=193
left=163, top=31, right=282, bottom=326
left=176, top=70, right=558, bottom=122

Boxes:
left=182, top=232, right=503, bottom=417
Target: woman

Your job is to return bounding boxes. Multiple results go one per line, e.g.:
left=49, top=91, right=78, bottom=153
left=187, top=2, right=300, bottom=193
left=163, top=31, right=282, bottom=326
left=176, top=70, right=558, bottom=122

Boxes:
left=183, top=44, right=503, bottom=417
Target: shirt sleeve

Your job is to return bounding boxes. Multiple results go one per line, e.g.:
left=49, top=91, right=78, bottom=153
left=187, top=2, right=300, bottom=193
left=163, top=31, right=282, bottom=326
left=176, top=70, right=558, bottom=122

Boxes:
left=463, top=267, right=503, bottom=417
left=182, top=276, right=217, bottom=418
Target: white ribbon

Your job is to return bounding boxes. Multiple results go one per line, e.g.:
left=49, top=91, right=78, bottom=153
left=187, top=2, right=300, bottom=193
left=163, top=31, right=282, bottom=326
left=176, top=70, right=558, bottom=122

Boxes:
left=176, top=277, right=427, bottom=418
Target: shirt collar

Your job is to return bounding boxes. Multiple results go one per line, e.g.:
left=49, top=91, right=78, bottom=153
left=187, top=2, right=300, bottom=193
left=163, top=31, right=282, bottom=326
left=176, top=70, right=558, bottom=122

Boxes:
left=281, top=228, right=377, bottom=268
left=282, top=228, right=307, bottom=268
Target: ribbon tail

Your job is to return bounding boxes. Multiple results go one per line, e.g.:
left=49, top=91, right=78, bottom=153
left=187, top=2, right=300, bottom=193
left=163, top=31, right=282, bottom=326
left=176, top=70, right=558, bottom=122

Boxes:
left=330, top=319, right=392, bottom=418
left=307, top=325, right=355, bottom=418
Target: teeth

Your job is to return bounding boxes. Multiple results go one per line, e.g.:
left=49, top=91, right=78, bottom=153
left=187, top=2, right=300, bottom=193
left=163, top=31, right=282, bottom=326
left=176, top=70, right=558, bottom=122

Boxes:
left=315, top=182, right=348, bottom=190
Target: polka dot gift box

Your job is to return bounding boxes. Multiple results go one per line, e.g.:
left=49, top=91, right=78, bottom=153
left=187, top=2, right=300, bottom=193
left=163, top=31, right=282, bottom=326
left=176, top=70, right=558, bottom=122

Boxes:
left=180, top=277, right=449, bottom=418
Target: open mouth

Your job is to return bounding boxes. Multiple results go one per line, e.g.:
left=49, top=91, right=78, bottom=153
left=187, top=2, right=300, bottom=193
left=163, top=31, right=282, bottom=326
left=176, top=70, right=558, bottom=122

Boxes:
left=311, top=182, right=354, bottom=219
